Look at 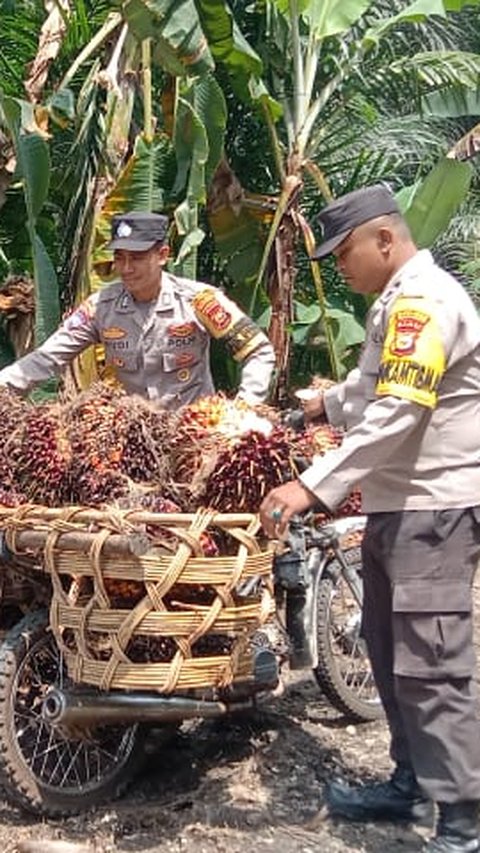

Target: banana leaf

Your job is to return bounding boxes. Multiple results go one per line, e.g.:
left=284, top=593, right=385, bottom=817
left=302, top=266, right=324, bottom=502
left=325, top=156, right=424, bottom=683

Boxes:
left=92, top=131, right=176, bottom=273
left=0, top=92, right=59, bottom=344
left=365, top=0, right=480, bottom=44
left=301, top=0, right=375, bottom=39
left=121, top=0, right=214, bottom=75
left=403, top=157, right=473, bottom=248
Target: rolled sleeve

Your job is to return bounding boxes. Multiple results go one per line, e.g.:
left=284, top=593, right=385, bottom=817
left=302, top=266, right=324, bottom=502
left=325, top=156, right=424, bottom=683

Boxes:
left=0, top=306, right=99, bottom=394
left=237, top=339, right=275, bottom=404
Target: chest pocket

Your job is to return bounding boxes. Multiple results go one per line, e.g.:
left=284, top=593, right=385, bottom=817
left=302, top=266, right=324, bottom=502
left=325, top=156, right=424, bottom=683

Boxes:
left=104, top=340, right=139, bottom=372
left=160, top=323, right=205, bottom=372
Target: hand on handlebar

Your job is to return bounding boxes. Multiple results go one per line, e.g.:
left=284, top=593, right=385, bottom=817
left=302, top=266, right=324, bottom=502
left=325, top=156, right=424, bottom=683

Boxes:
left=260, top=480, right=317, bottom=538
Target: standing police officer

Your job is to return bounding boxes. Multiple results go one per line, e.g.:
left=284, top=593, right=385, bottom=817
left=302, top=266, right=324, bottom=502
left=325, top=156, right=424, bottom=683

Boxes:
left=260, top=185, right=480, bottom=853
left=0, top=211, right=275, bottom=408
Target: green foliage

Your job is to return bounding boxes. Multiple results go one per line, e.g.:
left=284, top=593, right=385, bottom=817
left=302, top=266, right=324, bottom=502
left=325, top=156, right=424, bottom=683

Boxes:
left=404, top=157, right=473, bottom=247
left=122, top=0, right=215, bottom=74
left=1, top=0, right=479, bottom=395
left=0, top=91, right=60, bottom=343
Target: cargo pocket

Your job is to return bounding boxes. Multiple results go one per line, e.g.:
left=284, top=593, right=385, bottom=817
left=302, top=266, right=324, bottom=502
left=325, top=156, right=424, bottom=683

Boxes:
left=392, top=580, right=475, bottom=679
left=161, top=351, right=204, bottom=398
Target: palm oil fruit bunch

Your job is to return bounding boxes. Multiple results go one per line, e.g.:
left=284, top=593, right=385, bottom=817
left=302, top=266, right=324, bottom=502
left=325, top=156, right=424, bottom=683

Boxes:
left=63, top=383, right=174, bottom=505
left=9, top=402, right=71, bottom=504
left=290, top=422, right=343, bottom=465
left=65, top=382, right=126, bottom=475
left=113, top=396, right=174, bottom=486
left=169, top=395, right=233, bottom=500
left=0, top=386, right=29, bottom=495
left=202, top=426, right=295, bottom=512
left=169, top=394, right=279, bottom=505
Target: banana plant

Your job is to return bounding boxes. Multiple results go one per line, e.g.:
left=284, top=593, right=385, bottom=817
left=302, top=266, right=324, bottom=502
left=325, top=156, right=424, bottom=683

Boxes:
left=0, top=92, right=60, bottom=344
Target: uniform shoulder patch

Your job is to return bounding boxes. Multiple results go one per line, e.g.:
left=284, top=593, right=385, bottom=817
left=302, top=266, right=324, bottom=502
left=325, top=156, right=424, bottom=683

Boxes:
left=192, top=288, right=232, bottom=334
left=376, top=295, right=446, bottom=409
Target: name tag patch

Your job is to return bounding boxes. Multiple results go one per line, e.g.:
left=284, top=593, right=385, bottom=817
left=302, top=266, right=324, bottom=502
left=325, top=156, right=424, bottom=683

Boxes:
left=168, top=322, right=195, bottom=338
left=102, top=326, right=127, bottom=341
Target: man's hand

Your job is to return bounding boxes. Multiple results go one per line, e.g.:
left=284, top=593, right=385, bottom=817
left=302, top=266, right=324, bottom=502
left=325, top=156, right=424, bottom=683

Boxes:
left=260, top=480, right=317, bottom=538
left=295, top=388, right=325, bottom=422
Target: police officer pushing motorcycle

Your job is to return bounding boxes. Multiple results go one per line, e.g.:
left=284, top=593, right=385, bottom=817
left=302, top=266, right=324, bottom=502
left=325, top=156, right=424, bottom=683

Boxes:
left=260, top=184, right=480, bottom=853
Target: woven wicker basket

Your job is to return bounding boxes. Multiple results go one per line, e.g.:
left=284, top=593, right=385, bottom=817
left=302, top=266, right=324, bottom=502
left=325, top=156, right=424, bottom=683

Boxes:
left=0, top=505, right=275, bottom=694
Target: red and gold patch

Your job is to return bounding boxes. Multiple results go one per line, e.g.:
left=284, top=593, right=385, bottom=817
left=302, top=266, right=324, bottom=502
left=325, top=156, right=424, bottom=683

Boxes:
left=174, top=353, right=195, bottom=368
left=388, top=309, right=430, bottom=357
left=193, top=289, right=232, bottom=334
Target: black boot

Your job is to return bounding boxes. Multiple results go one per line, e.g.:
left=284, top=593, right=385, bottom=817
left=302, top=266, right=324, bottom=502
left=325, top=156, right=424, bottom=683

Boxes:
left=325, top=764, right=433, bottom=823
left=423, top=801, right=480, bottom=852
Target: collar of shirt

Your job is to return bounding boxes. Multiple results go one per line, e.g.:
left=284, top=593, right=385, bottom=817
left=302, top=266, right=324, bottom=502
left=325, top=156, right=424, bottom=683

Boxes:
left=115, top=273, right=177, bottom=313
left=378, top=249, right=434, bottom=306
left=156, top=273, right=176, bottom=311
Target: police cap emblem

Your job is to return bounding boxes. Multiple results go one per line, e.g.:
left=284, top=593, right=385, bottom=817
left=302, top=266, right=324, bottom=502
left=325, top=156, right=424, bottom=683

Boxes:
left=116, top=221, right=132, bottom=238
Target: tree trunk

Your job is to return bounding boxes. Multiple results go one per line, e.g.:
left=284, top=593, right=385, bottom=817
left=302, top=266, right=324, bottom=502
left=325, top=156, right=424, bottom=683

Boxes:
left=267, top=210, right=297, bottom=407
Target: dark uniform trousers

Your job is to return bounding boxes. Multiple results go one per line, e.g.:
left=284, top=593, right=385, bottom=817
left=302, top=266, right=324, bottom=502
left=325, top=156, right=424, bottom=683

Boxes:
left=361, top=508, right=480, bottom=803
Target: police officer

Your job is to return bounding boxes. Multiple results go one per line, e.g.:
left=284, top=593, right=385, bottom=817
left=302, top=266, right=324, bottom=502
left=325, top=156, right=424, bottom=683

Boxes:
left=0, top=211, right=275, bottom=408
left=260, top=185, right=480, bottom=853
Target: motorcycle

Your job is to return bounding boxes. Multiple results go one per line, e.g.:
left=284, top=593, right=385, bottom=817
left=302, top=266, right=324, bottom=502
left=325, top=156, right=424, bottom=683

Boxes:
left=0, top=507, right=381, bottom=818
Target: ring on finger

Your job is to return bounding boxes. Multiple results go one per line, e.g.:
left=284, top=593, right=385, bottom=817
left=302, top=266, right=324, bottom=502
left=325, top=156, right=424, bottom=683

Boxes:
left=270, top=507, right=283, bottom=522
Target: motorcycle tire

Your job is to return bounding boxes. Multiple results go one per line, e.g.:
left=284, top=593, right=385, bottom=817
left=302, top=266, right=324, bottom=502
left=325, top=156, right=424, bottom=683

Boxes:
left=313, top=548, right=384, bottom=722
left=0, top=609, right=146, bottom=816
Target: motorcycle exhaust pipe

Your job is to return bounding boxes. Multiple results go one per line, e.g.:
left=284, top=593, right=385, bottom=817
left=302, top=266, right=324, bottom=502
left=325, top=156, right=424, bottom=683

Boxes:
left=42, top=648, right=279, bottom=727
left=43, top=688, right=228, bottom=727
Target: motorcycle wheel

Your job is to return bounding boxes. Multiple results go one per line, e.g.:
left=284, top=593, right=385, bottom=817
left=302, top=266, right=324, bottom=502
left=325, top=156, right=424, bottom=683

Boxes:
left=0, top=609, right=146, bottom=816
left=313, top=548, right=384, bottom=722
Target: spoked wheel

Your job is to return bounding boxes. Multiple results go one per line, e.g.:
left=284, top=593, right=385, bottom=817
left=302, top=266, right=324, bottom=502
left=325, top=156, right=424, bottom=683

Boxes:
left=313, top=548, right=384, bottom=722
left=0, top=609, right=145, bottom=816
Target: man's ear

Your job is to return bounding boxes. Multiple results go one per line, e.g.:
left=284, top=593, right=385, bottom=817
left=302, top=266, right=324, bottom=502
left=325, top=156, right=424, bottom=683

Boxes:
left=377, top=226, right=393, bottom=253
left=158, top=244, right=170, bottom=265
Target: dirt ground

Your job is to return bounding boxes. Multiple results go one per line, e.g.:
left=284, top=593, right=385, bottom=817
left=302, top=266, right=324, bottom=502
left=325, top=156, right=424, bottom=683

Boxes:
left=1, top=582, right=479, bottom=853
left=0, top=671, right=433, bottom=853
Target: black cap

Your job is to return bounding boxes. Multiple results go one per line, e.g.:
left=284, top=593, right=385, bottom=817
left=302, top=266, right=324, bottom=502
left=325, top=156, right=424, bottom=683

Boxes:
left=107, top=211, right=169, bottom=251
left=311, top=184, right=400, bottom=259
